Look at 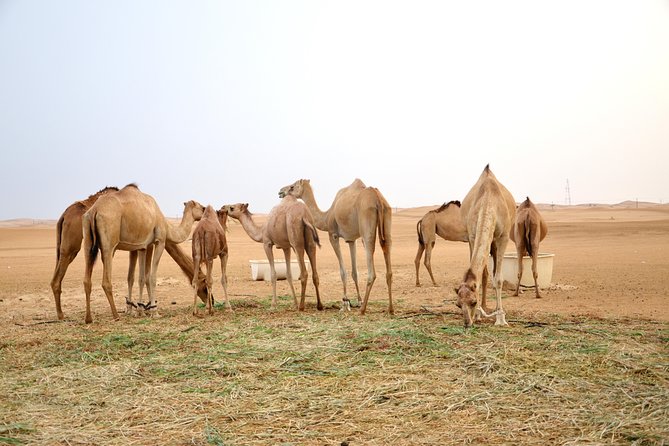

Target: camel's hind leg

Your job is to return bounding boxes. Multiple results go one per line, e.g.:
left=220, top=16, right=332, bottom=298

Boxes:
left=305, top=240, right=322, bottom=311
left=424, top=241, right=437, bottom=287
left=381, top=235, right=393, bottom=315
left=100, top=249, right=120, bottom=322
left=329, top=234, right=351, bottom=311
left=531, top=250, right=542, bottom=298
left=219, top=250, right=232, bottom=311
left=294, top=247, right=309, bottom=311
left=348, top=241, right=362, bottom=304
left=192, top=256, right=202, bottom=316
left=51, top=249, right=78, bottom=320
left=282, top=248, right=299, bottom=310
left=205, top=258, right=215, bottom=315
left=414, top=242, right=425, bottom=287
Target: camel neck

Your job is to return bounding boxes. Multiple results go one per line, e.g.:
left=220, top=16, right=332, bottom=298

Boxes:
left=469, top=208, right=496, bottom=282
left=167, top=208, right=195, bottom=243
left=238, top=212, right=264, bottom=243
left=300, top=184, right=328, bottom=231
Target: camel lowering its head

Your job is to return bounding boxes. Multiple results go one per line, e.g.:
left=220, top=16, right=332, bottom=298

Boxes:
left=50, top=187, right=212, bottom=321
left=222, top=196, right=322, bottom=311
left=279, top=178, right=393, bottom=315
left=455, top=165, right=516, bottom=328
left=414, top=200, right=468, bottom=287
left=510, top=197, right=548, bottom=298
left=82, top=184, right=205, bottom=323
left=191, top=205, right=232, bottom=316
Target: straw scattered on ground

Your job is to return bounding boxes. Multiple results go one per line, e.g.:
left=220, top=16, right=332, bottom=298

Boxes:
left=1, top=296, right=668, bottom=445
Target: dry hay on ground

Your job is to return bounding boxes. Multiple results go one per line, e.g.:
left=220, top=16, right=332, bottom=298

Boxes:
left=1, top=296, right=668, bottom=445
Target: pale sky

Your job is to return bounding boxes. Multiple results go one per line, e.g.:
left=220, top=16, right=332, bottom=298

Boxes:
left=1, top=1, right=668, bottom=220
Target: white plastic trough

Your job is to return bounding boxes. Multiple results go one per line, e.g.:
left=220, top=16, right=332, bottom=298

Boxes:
left=488, top=253, right=555, bottom=289
left=249, top=259, right=311, bottom=281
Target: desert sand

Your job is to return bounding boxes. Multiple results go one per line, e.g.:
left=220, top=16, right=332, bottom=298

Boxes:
left=0, top=202, right=667, bottom=323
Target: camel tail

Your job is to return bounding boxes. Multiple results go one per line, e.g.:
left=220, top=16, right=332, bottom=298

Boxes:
left=55, top=215, right=65, bottom=262
left=523, top=217, right=534, bottom=257
left=375, top=190, right=391, bottom=249
left=85, top=211, right=99, bottom=266
left=303, top=218, right=321, bottom=248
left=416, top=219, right=425, bottom=246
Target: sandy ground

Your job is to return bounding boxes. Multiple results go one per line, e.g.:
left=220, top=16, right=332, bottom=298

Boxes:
left=0, top=203, right=668, bottom=324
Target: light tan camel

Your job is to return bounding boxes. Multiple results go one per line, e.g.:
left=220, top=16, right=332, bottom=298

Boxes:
left=455, top=165, right=516, bottom=328
left=82, top=184, right=205, bottom=323
left=221, top=196, right=322, bottom=311
left=414, top=200, right=468, bottom=287
left=279, top=179, right=393, bottom=315
left=50, top=187, right=212, bottom=320
left=509, top=197, right=548, bottom=298
left=191, top=205, right=232, bottom=316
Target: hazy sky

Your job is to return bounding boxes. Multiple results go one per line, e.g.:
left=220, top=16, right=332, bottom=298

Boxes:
left=1, top=1, right=668, bottom=220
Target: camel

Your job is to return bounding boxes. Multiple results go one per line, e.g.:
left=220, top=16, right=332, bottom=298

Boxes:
left=50, top=187, right=211, bottom=321
left=191, top=205, right=232, bottom=316
left=279, top=178, right=393, bottom=315
left=455, top=165, right=516, bottom=328
left=82, top=184, right=205, bottom=323
left=221, top=196, right=322, bottom=311
left=509, top=197, right=548, bottom=298
left=414, top=201, right=468, bottom=287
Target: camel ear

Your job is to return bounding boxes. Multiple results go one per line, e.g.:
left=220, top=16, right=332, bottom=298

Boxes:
left=242, top=203, right=248, bottom=211
left=453, top=287, right=459, bottom=294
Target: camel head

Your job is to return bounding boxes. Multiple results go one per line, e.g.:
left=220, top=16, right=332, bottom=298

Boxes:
left=184, top=200, right=206, bottom=221
left=278, top=179, right=309, bottom=199
left=221, top=203, right=249, bottom=220
left=455, top=268, right=478, bottom=328
left=216, top=206, right=228, bottom=227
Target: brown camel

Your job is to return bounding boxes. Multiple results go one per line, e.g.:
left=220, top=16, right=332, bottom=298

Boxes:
left=414, top=200, right=468, bottom=287
left=509, top=197, right=548, bottom=298
left=455, top=165, right=516, bottom=328
left=50, top=187, right=211, bottom=321
left=279, top=179, right=393, bottom=315
left=221, top=196, right=322, bottom=311
left=82, top=184, right=205, bottom=323
left=191, top=205, right=232, bottom=316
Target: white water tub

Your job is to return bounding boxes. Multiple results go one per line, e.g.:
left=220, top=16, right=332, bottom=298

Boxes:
left=249, top=259, right=311, bottom=281
left=488, top=253, right=554, bottom=289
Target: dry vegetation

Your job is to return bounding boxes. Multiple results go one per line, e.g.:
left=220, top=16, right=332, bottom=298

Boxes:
left=1, top=296, right=668, bottom=445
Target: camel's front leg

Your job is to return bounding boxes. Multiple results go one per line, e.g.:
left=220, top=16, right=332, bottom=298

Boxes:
left=329, top=234, right=351, bottom=311
left=146, top=241, right=165, bottom=317
left=359, top=236, right=377, bottom=316
left=127, top=251, right=138, bottom=315
left=264, top=243, right=278, bottom=310
left=219, top=251, right=232, bottom=311
left=492, top=244, right=508, bottom=326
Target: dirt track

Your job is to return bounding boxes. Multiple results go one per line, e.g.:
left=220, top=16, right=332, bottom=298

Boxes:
left=0, top=204, right=668, bottom=323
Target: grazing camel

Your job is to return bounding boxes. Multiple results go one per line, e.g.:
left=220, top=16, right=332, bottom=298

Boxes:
left=510, top=197, right=548, bottom=298
left=414, top=201, right=468, bottom=287
left=50, top=187, right=211, bottom=320
left=221, top=196, right=322, bottom=311
left=82, top=184, right=205, bottom=323
left=455, top=165, right=516, bottom=328
left=279, top=178, right=393, bottom=315
left=191, top=205, right=232, bottom=316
